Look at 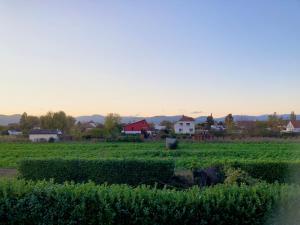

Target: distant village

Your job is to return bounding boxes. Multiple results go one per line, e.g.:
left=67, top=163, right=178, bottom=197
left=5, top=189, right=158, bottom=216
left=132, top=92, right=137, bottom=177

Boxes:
left=1, top=111, right=299, bottom=143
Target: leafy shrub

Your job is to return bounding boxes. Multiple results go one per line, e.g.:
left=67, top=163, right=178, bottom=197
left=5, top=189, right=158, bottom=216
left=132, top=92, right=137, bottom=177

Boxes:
left=18, top=159, right=175, bottom=185
left=232, top=162, right=300, bottom=184
left=224, top=167, right=258, bottom=185
left=115, top=135, right=144, bottom=142
left=0, top=179, right=285, bottom=225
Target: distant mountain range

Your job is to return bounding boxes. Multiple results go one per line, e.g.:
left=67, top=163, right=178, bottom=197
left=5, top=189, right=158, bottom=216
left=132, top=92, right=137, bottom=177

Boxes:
left=1, top=114, right=298, bottom=126
left=0, top=115, right=22, bottom=126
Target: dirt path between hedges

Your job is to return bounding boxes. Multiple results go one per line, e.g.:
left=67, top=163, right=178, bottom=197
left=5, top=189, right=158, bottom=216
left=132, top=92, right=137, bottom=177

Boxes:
left=0, top=169, right=17, bottom=178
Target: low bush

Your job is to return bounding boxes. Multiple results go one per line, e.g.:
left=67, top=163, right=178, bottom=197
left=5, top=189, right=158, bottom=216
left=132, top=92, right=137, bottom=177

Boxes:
left=232, top=162, right=300, bottom=184
left=192, top=162, right=300, bottom=185
left=115, top=135, right=144, bottom=142
left=18, top=159, right=175, bottom=185
left=0, top=179, right=289, bottom=225
left=224, top=167, right=258, bottom=185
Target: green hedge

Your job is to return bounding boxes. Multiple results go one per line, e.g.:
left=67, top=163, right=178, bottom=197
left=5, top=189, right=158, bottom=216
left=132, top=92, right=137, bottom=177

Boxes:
left=18, top=159, right=175, bottom=185
left=0, top=179, right=291, bottom=225
left=232, top=162, right=300, bottom=184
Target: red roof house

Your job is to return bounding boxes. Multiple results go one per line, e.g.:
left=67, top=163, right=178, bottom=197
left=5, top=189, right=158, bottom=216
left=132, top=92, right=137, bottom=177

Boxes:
left=178, top=115, right=195, bottom=122
left=123, top=120, right=151, bottom=134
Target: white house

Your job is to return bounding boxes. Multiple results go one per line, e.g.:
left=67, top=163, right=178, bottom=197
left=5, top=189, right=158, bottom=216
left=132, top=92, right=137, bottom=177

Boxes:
left=7, top=130, right=23, bottom=136
left=211, top=125, right=226, bottom=131
left=285, top=121, right=300, bottom=133
left=80, top=121, right=98, bottom=131
left=154, top=125, right=166, bottom=131
left=174, top=115, right=195, bottom=134
left=29, top=129, right=62, bottom=142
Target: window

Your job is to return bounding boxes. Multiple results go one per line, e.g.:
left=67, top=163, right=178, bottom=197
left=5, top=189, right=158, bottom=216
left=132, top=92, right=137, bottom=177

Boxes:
left=189, top=128, right=194, bottom=132
left=186, top=123, right=190, bottom=126
left=180, top=123, right=183, bottom=126
left=179, top=128, right=182, bottom=132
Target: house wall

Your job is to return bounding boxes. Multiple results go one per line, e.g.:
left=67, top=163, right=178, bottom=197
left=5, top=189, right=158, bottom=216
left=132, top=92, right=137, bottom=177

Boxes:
left=29, top=134, right=59, bottom=142
left=8, top=131, right=22, bottom=136
left=174, top=121, right=195, bottom=134
left=123, top=131, right=142, bottom=134
left=123, top=120, right=150, bottom=132
left=286, top=122, right=300, bottom=133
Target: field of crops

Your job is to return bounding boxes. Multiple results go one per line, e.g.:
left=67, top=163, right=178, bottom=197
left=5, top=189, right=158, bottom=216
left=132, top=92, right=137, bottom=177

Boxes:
left=0, top=141, right=300, bottom=169
left=1, top=141, right=300, bottom=224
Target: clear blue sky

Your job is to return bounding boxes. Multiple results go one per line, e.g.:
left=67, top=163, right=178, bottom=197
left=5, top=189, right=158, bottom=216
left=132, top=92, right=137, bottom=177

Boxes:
left=1, top=0, right=299, bottom=117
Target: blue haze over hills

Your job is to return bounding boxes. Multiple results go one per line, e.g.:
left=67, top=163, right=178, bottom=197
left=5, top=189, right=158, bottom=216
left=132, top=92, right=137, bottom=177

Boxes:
left=0, top=114, right=299, bottom=126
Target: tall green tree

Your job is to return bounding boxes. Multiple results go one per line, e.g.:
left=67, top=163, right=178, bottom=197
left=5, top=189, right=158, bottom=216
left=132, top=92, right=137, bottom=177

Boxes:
left=225, top=114, right=234, bottom=129
left=290, top=111, right=297, bottom=122
left=267, top=112, right=283, bottom=132
left=104, top=113, right=121, bottom=137
left=40, top=111, right=75, bottom=134
left=206, top=113, right=215, bottom=129
left=159, top=120, right=174, bottom=130
left=19, top=112, right=40, bottom=133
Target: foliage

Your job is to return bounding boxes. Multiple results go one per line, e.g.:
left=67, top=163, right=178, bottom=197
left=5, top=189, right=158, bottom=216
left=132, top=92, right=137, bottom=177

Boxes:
left=224, top=167, right=258, bottom=185
left=232, top=162, right=300, bottom=184
left=159, top=120, right=174, bottom=130
left=104, top=113, right=122, bottom=138
left=206, top=113, right=214, bottom=129
left=267, top=112, right=284, bottom=132
left=69, top=126, right=83, bottom=140
left=40, top=111, right=75, bottom=134
left=19, top=112, right=41, bottom=133
left=0, top=179, right=287, bottom=225
left=114, top=135, right=144, bottom=142
left=83, top=128, right=106, bottom=139
left=1, top=142, right=300, bottom=171
left=225, top=113, right=234, bottom=129
left=18, top=159, right=175, bottom=185
left=290, top=111, right=297, bottom=122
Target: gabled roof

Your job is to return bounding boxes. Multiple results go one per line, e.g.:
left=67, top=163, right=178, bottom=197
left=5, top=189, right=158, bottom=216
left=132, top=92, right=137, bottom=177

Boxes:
left=29, top=129, right=61, bottom=135
left=291, top=121, right=300, bottom=128
left=123, top=119, right=150, bottom=131
left=178, top=115, right=195, bottom=122
left=8, top=129, right=22, bottom=132
left=125, top=119, right=148, bottom=126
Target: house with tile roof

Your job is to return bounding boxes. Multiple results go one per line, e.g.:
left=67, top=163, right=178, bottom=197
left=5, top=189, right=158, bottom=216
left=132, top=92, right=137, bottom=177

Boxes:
left=285, top=121, right=300, bottom=133
left=123, top=120, right=151, bottom=135
left=174, top=115, right=195, bottom=134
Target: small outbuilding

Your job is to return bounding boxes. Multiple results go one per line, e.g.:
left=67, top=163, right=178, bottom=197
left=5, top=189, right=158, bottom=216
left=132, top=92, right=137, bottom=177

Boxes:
left=7, top=130, right=23, bottom=136
left=29, top=129, right=62, bottom=142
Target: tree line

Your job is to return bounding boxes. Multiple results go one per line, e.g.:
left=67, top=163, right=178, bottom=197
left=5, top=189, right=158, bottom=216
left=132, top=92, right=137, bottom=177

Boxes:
left=17, top=111, right=122, bottom=138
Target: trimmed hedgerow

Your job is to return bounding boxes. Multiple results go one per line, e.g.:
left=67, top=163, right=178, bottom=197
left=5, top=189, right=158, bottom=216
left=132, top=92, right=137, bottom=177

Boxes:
left=0, top=179, right=289, bottom=225
left=232, top=162, right=300, bottom=184
left=18, top=159, right=175, bottom=185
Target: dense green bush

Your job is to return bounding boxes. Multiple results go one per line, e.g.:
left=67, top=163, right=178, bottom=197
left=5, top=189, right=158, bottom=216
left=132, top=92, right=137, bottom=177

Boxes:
left=224, top=167, right=258, bottom=185
left=114, top=135, right=144, bottom=142
left=232, top=162, right=300, bottom=184
left=18, top=159, right=175, bottom=185
left=0, top=179, right=289, bottom=225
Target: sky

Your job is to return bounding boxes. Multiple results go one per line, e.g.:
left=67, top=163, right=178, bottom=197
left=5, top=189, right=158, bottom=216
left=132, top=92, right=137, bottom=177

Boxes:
left=0, top=0, right=299, bottom=117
